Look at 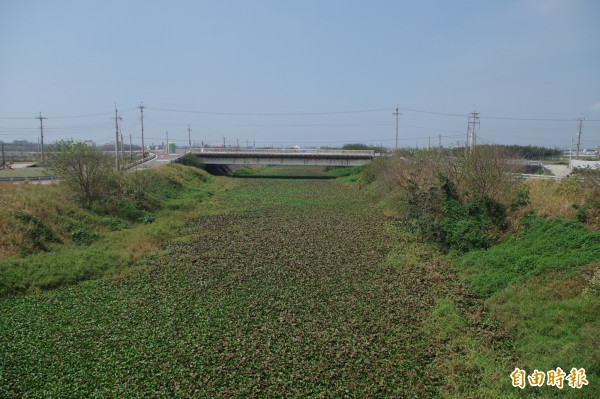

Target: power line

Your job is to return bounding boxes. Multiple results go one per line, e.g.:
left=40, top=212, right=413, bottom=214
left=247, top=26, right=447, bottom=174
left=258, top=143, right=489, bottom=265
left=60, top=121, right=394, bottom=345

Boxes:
left=481, top=115, right=579, bottom=121
left=147, top=106, right=392, bottom=116
left=396, top=107, right=465, bottom=117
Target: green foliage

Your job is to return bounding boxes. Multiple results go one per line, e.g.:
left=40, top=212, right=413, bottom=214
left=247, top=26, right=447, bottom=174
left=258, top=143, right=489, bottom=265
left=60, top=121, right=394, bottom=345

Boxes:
left=341, top=143, right=386, bottom=153
left=445, top=145, right=562, bottom=160
left=232, top=166, right=260, bottom=176
left=70, top=228, right=101, bottom=246
left=510, top=187, right=531, bottom=211
left=327, top=165, right=363, bottom=177
left=61, top=219, right=101, bottom=246
left=97, top=199, right=153, bottom=223
left=14, top=211, right=62, bottom=254
left=441, top=196, right=507, bottom=254
left=458, top=215, right=600, bottom=298
left=178, top=153, right=205, bottom=168
left=401, top=174, right=507, bottom=253
left=360, top=157, right=387, bottom=185
left=99, top=216, right=132, bottom=231
left=502, top=144, right=563, bottom=160
left=405, top=182, right=445, bottom=242
left=327, top=165, right=364, bottom=183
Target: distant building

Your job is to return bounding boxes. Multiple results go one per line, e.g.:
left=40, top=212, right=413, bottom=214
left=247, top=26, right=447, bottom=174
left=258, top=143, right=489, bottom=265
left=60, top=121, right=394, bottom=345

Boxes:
left=84, top=140, right=95, bottom=147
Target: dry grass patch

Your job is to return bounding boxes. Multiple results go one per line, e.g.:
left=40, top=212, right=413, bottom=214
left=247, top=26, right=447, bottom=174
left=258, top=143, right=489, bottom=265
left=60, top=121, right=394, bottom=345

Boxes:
left=525, top=178, right=583, bottom=219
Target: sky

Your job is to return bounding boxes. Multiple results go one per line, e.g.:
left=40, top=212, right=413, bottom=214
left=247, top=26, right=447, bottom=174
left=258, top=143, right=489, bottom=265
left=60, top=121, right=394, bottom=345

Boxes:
left=0, top=0, right=599, bottom=150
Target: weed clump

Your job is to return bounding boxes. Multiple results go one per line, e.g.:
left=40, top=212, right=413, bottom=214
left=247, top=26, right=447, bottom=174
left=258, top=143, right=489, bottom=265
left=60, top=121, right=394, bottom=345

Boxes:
left=14, top=211, right=62, bottom=254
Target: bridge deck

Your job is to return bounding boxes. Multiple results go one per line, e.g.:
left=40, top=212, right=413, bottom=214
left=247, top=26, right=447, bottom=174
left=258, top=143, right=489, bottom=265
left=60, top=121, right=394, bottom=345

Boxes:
left=190, top=148, right=377, bottom=166
left=191, top=148, right=375, bottom=157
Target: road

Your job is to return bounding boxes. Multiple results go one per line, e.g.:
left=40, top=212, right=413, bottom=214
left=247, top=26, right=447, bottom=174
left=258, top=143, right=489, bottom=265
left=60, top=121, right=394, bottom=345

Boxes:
left=128, top=152, right=184, bottom=170
left=543, top=164, right=571, bottom=178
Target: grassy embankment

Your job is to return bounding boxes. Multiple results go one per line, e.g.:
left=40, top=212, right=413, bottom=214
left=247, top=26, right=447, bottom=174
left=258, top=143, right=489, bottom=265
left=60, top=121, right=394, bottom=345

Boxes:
left=339, top=156, right=600, bottom=398
left=0, top=164, right=232, bottom=296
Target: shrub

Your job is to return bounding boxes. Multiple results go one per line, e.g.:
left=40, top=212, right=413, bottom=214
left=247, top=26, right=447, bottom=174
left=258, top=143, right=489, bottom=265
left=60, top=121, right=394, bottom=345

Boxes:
left=435, top=174, right=507, bottom=253
left=47, top=141, right=115, bottom=208
left=71, top=228, right=100, bottom=246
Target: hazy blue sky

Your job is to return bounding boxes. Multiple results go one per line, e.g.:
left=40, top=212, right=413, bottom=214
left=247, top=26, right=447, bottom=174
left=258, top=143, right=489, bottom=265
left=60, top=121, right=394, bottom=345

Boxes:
left=1, top=0, right=599, bottom=149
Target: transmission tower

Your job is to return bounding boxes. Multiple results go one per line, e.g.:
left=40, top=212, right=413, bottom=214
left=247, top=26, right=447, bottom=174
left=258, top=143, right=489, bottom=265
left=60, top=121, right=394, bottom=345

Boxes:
left=466, top=111, right=480, bottom=153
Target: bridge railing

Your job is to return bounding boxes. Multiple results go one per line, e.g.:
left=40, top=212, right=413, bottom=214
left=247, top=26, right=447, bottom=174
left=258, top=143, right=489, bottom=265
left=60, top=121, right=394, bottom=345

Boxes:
left=191, top=148, right=375, bottom=156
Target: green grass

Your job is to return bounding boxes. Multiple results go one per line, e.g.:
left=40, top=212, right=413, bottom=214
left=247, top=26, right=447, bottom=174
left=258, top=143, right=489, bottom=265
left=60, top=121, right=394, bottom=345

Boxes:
left=458, top=216, right=600, bottom=298
left=0, top=247, right=131, bottom=296
left=455, top=215, right=600, bottom=398
left=0, top=167, right=49, bottom=178
left=328, top=165, right=364, bottom=183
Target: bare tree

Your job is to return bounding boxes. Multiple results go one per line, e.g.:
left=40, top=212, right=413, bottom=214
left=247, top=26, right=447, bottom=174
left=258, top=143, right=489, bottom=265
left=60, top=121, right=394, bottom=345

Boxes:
left=48, top=141, right=115, bottom=208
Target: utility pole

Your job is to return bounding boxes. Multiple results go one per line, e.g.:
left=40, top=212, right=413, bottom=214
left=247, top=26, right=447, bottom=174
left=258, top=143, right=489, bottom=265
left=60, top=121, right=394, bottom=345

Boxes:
left=36, top=112, right=47, bottom=162
left=120, top=130, right=125, bottom=162
left=223, top=136, right=226, bottom=147
left=113, top=104, right=122, bottom=170
left=139, top=103, right=145, bottom=158
left=438, top=134, right=442, bottom=150
left=576, top=115, right=584, bottom=160
left=187, top=125, right=192, bottom=151
left=393, top=105, right=401, bottom=155
left=236, top=138, right=239, bottom=149
left=166, top=131, right=169, bottom=153
left=129, top=133, right=133, bottom=162
left=1, top=141, right=5, bottom=169
left=569, top=136, right=574, bottom=168
left=466, top=111, right=480, bottom=153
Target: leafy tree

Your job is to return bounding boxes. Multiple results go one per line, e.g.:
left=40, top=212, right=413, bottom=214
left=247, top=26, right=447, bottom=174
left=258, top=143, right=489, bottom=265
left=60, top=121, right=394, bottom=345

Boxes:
left=48, top=141, right=115, bottom=208
left=342, top=143, right=388, bottom=153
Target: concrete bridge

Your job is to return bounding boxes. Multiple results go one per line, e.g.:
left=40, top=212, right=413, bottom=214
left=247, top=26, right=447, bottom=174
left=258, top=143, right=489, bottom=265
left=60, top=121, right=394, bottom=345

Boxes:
left=190, top=148, right=377, bottom=166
